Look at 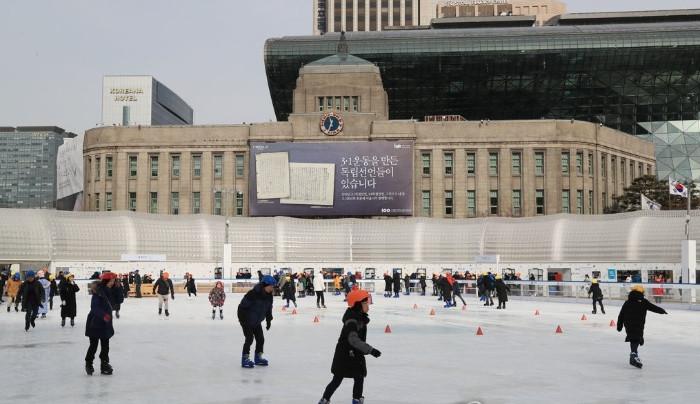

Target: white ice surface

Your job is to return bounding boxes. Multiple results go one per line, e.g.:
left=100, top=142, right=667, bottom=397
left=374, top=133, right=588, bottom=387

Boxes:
left=2, top=291, right=699, bottom=404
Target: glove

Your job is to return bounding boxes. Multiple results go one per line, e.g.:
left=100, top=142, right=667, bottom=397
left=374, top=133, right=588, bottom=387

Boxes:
left=266, top=319, right=272, bottom=330
left=171, top=295, right=175, bottom=300
left=617, top=326, right=622, bottom=332
left=103, top=314, right=111, bottom=322
left=370, top=348, right=381, bottom=358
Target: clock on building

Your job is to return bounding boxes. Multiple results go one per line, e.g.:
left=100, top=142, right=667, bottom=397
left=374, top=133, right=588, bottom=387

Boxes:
left=320, top=112, right=344, bottom=136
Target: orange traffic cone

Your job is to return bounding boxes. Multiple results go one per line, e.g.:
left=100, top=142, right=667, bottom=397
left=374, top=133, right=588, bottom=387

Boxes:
left=292, top=309, right=298, bottom=315
left=609, top=320, right=616, bottom=327
left=476, top=326, right=484, bottom=336
left=313, top=316, right=320, bottom=323
left=581, top=314, right=588, bottom=321
left=413, top=304, right=418, bottom=309
left=385, top=325, right=392, bottom=333
left=555, top=325, right=563, bottom=334
left=534, top=309, right=540, bottom=316
left=429, top=308, right=436, bottom=316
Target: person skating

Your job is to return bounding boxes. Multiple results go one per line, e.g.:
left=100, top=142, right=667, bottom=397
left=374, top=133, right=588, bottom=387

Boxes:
left=486, top=272, right=496, bottom=306
left=383, top=273, right=392, bottom=298
left=208, top=281, right=226, bottom=320
left=495, top=274, right=510, bottom=309
left=6, top=273, right=21, bottom=312
left=134, top=270, right=142, bottom=298
left=48, top=274, right=58, bottom=310
left=37, top=271, right=50, bottom=318
left=313, top=271, right=327, bottom=308
left=110, top=275, right=125, bottom=319
left=121, top=274, right=130, bottom=300
left=333, top=274, right=342, bottom=296
left=59, top=273, right=80, bottom=327
left=403, top=274, right=411, bottom=296
left=85, top=273, right=118, bottom=376
left=441, top=274, right=453, bottom=308
left=0, top=270, right=7, bottom=304
left=617, top=285, right=668, bottom=369
left=153, top=271, right=175, bottom=317
left=392, top=271, right=401, bottom=298
left=317, top=289, right=381, bottom=404
left=20, top=271, right=45, bottom=331
left=185, top=273, right=197, bottom=299
left=588, top=278, right=605, bottom=314
left=282, top=274, right=297, bottom=308
left=237, top=275, right=275, bottom=368
left=419, top=273, right=427, bottom=296
left=451, top=273, right=467, bottom=307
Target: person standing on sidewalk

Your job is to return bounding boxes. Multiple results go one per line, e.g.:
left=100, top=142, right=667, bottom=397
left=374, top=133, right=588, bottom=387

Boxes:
left=153, top=272, right=175, bottom=317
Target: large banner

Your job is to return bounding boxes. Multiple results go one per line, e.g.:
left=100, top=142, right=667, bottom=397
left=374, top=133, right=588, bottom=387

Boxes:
left=56, top=133, right=84, bottom=200
left=249, top=141, right=413, bottom=217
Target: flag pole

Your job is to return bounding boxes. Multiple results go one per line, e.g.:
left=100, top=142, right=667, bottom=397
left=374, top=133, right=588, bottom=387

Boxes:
left=687, top=181, right=691, bottom=241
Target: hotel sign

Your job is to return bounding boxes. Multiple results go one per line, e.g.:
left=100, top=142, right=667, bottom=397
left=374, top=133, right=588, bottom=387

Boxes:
left=110, top=87, right=144, bottom=102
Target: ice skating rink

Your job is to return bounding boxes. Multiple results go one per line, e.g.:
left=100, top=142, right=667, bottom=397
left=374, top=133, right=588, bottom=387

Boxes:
left=2, top=291, right=699, bottom=404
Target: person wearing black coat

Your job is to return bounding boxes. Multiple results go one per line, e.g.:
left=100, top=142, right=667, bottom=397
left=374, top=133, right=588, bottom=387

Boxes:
left=495, top=276, right=510, bottom=309
left=318, top=289, right=380, bottom=404
left=383, top=273, right=392, bottom=298
left=20, top=271, right=45, bottom=332
left=185, top=274, right=197, bottom=298
left=403, top=274, right=411, bottom=296
left=0, top=270, right=7, bottom=303
left=237, top=276, right=276, bottom=368
left=419, top=274, right=427, bottom=296
left=281, top=275, right=297, bottom=308
left=617, top=285, right=667, bottom=368
left=152, top=272, right=175, bottom=316
left=392, top=272, right=401, bottom=298
left=134, top=270, right=142, bottom=298
left=85, top=273, right=118, bottom=375
left=59, top=274, right=80, bottom=327
left=587, top=279, right=605, bottom=314
left=121, top=275, right=130, bottom=299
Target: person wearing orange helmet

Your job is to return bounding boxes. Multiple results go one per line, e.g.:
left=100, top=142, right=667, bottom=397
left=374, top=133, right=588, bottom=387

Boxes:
left=152, top=271, right=175, bottom=317
left=617, top=284, right=668, bottom=369
left=318, top=288, right=381, bottom=404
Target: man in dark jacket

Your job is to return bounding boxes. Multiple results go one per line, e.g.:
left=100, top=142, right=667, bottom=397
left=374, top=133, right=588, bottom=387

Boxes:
left=152, top=272, right=175, bottom=317
left=392, top=271, right=401, bottom=298
left=588, top=278, right=605, bottom=314
left=617, top=285, right=667, bottom=368
left=85, top=272, right=118, bottom=375
left=403, top=274, right=411, bottom=296
left=419, top=273, right=427, bottom=296
left=0, top=270, right=7, bottom=303
left=134, top=270, right=142, bottom=298
left=238, top=275, right=276, bottom=368
left=20, top=271, right=45, bottom=331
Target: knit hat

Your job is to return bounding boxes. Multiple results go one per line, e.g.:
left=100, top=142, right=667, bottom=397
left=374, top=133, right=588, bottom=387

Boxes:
left=261, top=275, right=276, bottom=286
left=26, top=271, right=36, bottom=278
left=631, top=285, right=645, bottom=294
left=347, top=289, right=370, bottom=307
left=12, top=273, right=20, bottom=281
left=100, top=272, right=117, bottom=281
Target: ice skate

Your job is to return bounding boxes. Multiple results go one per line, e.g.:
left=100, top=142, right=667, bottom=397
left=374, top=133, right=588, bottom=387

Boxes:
left=70, top=318, right=75, bottom=327
left=30, top=317, right=36, bottom=328
left=212, top=310, right=216, bottom=320
left=322, top=304, right=327, bottom=308
left=254, top=352, right=269, bottom=366
left=592, top=310, right=596, bottom=314
left=317, top=399, right=330, bottom=404
left=100, top=361, right=113, bottom=375
left=352, top=398, right=365, bottom=404
left=85, top=361, right=94, bottom=376
left=158, top=308, right=162, bottom=316
left=165, top=310, right=170, bottom=317
left=630, top=353, right=642, bottom=369
left=241, top=354, right=255, bottom=368
left=41, top=313, right=46, bottom=319
left=219, top=310, right=223, bottom=320
left=61, top=318, right=66, bottom=327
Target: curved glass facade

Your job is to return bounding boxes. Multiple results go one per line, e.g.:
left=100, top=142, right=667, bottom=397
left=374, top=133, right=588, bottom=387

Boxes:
left=265, top=21, right=700, bottom=179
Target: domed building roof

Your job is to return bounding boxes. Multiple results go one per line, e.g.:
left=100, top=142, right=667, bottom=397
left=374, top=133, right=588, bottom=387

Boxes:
left=300, top=32, right=379, bottom=74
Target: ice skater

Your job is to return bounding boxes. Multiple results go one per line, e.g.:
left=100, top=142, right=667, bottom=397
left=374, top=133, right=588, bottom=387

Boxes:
left=588, top=278, right=605, bottom=314
left=237, top=275, right=275, bottom=368
left=334, top=274, right=342, bottom=296
left=208, top=280, right=226, bottom=320
left=318, top=289, right=381, bottom=404
left=392, top=271, right=401, bottom=298
left=313, top=271, right=327, bottom=308
left=111, top=276, right=124, bottom=319
left=495, top=274, right=510, bottom=309
left=441, top=274, right=453, bottom=308
left=383, top=272, right=392, bottom=298
left=37, top=271, right=50, bottom=318
left=20, top=271, right=45, bottom=331
left=282, top=274, right=297, bottom=308
left=419, top=273, right=427, bottom=296
left=59, top=273, right=80, bottom=327
left=185, top=273, right=197, bottom=298
left=403, top=273, right=411, bottom=296
left=85, top=273, right=118, bottom=376
left=451, top=273, right=467, bottom=307
left=48, top=274, right=57, bottom=310
left=6, top=273, right=21, bottom=312
left=617, top=285, right=668, bottom=369
left=153, top=271, right=175, bottom=317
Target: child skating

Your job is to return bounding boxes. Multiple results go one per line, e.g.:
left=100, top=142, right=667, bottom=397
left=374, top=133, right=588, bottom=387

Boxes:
left=588, top=278, right=605, bottom=314
left=617, top=285, right=668, bottom=368
left=208, top=281, right=226, bottom=320
left=318, top=289, right=381, bottom=404
left=6, top=273, right=21, bottom=312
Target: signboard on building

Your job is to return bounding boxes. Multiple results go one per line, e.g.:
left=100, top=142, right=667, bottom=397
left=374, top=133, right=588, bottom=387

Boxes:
left=56, top=133, right=84, bottom=200
left=249, top=141, right=413, bottom=217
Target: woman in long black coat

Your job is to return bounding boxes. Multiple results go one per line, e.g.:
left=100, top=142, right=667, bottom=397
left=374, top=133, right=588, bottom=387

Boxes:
left=383, top=273, right=392, bottom=297
left=617, top=285, right=667, bottom=368
left=85, top=273, right=118, bottom=375
left=495, top=276, right=510, bottom=309
left=59, top=274, right=80, bottom=327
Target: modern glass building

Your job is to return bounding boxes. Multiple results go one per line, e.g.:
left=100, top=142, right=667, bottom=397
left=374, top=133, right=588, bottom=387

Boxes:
left=265, top=9, right=700, bottom=180
left=0, top=127, right=76, bottom=209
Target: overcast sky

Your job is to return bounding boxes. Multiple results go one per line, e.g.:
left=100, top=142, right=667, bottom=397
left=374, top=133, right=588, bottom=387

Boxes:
left=0, top=0, right=695, bottom=134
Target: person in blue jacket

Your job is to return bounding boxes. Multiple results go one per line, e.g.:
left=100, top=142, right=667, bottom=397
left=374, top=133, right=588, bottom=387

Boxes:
left=237, top=275, right=276, bottom=368
left=85, top=272, right=118, bottom=376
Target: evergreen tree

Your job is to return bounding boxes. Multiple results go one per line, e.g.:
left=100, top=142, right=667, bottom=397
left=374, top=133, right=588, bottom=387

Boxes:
left=605, top=175, right=699, bottom=213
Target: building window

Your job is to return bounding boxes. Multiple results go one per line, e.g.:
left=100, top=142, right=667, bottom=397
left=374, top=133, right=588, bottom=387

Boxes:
left=588, top=190, right=594, bottom=214
left=512, top=152, right=521, bottom=176
left=444, top=152, right=453, bottom=176
left=489, top=190, right=499, bottom=215
left=214, top=191, right=222, bottom=215
left=352, top=96, right=359, bottom=112
left=171, top=192, right=179, bottom=215
left=150, top=192, right=158, bottom=214
left=343, top=96, right=350, bottom=112
left=535, top=152, right=544, bottom=176
left=106, top=192, right=112, bottom=211
left=192, top=192, right=201, bottom=214
left=576, top=152, right=583, bottom=176
left=150, top=155, right=159, bottom=177
left=602, top=154, right=607, bottom=177
left=621, top=159, right=626, bottom=185
left=489, top=152, right=498, bottom=176
left=588, top=153, right=594, bottom=176
left=638, top=163, right=643, bottom=178
left=95, top=193, right=100, bottom=211
left=536, top=189, right=545, bottom=215
left=326, top=97, right=333, bottom=111
left=562, top=190, right=570, bottom=213
left=467, top=190, right=476, bottom=217
left=421, top=152, right=431, bottom=175
left=512, top=190, right=521, bottom=216
left=192, top=154, right=202, bottom=178
left=106, top=156, right=113, bottom=178
left=171, top=155, right=180, bottom=178
left=129, top=192, right=136, bottom=212
left=422, top=190, right=431, bottom=216
left=235, top=191, right=244, bottom=216
left=122, top=105, right=130, bottom=126
left=602, top=192, right=607, bottom=208
left=214, top=154, right=223, bottom=178
left=129, top=156, right=137, bottom=177
left=561, top=152, right=570, bottom=175
left=576, top=190, right=583, bottom=214
left=318, top=97, right=324, bottom=112
left=235, top=154, right=245, bottom=177
left=95, top=157, right=101, bottom=180
left=334, top=96, right=341, bottom=111
left=444, top=191, right=453, bottom=216
left=87, top=157, right=91, bottom=182
left=466, top=152, right=475, bottom=175
left=611, top=157, right=617, bottom=182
